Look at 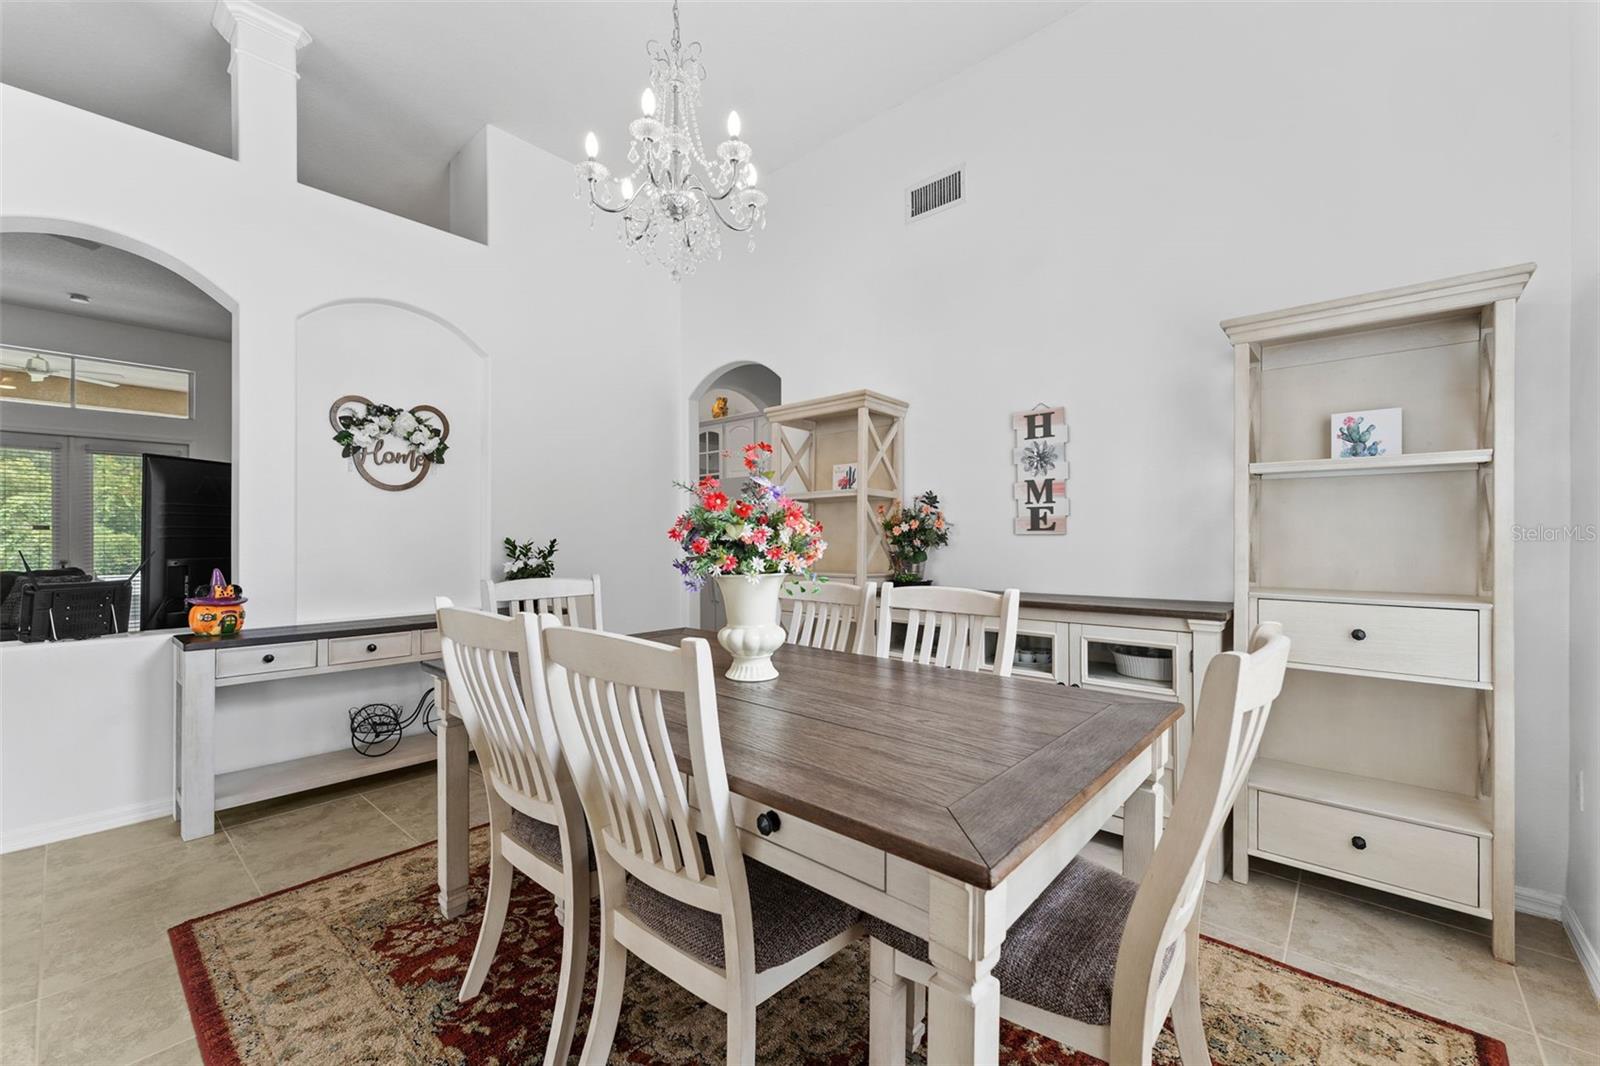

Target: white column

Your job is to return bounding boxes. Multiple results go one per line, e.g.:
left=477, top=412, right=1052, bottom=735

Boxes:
left=211, top=1, right=311, bottom=180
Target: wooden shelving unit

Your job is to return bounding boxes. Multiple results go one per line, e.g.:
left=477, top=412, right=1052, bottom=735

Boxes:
left=763, top=390, right=908, bottom=586
left=1223, top=263, right=1532, bottom=961
left=1248, top=449, right=1492, bottom=479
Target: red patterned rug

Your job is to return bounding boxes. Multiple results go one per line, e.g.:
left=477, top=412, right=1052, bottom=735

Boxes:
left=169, top=829, right=1508, bottom=1065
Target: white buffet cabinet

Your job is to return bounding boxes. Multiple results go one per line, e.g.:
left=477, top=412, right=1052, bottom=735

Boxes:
left=172, top=614, right=440, bottom=840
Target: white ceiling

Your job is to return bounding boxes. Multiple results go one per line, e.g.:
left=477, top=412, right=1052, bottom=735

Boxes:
left=0, top=1, right=1078, bottom=230
left=0, top=234, right=232, bottom=340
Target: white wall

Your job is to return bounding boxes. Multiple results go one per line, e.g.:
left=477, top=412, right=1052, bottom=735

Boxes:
left=294, top=301, right=487, bottom=621
left=0, top=301, right=231, bottom=461
left=681, top=1, right=1579, bottom=899
left=0, top=33, right=681, bottom=846
left=1565, top=0, right=1600, bottom=988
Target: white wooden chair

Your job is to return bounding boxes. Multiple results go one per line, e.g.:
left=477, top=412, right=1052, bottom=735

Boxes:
left=867, top=623, right=1290, bottom=1066
left=482, top=574, right=604, bottom=630
left=779, top=579, right=876, bottom=653
left=433, top=600, right=592, bottom=1066
left=540, top=623, right=864, bottom=1065
left=875, top=583, right=1021, bottom=677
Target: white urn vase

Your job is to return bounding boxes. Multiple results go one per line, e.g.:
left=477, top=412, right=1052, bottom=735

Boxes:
left=714, top=573, right=786, bottom=682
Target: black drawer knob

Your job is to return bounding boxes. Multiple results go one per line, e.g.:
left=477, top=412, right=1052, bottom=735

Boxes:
left=755, top=810, right=781, bottom=836
left=1351, top=835, right=1367, bottom=851
left=1350, top=629, right=1367, bottom=641
left=366, top=643, right=378, bottom=653
left=262, top=653, right=275, bottom=664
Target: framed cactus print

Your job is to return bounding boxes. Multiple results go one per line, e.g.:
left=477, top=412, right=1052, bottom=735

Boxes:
left=1331, top=407, right=1402, bottom=459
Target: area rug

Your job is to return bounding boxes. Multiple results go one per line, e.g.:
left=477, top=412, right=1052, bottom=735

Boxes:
left=169, top=829, right=1508, bottom=1065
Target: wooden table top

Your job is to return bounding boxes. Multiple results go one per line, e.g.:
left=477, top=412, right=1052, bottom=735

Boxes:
left=426, top=630, right=1181, bottom=888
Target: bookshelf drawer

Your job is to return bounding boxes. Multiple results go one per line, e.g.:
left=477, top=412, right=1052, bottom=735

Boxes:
left=1255, top=791, right=1479, bottom=906
left=1256, top=598, right=1479, bottom=682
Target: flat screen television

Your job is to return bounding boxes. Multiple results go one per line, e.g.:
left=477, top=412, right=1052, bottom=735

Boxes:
left=140, top=456, right=232, bottom=632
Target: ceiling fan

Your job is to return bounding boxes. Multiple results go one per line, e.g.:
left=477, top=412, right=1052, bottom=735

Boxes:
left=0, top=351, right=123, bottom=388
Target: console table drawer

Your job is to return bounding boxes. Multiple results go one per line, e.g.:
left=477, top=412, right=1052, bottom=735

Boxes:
left=1255, top=791, right=1479, bottom=906
left=216, top=641, right=318, bottom=679
left=1256, top=598, right=1479, bottom=682
left=328, top=632, right=414, bottom=666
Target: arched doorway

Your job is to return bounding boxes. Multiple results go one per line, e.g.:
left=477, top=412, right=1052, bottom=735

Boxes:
left=686, top=362, right=781, bottom=628
left=0, top=221, right=235, bottom=637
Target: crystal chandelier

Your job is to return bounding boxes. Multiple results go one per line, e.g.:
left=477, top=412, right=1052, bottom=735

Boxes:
left=575, top=0, right=766, bottom=281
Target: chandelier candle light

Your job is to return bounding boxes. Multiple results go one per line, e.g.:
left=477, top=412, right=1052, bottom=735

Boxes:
left=576, top=0, right=767, bottom=280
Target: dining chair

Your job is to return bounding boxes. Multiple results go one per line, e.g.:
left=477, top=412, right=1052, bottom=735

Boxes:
left=866, top=622, right=1290, bottom=1066
left=875, top=583, right=1021, bottom=677
left=482, top=574, right=604, bottom=630
left=779, top=579, right=877, bottom=653
left=434, top=599, right=591, bottom=1066
left=540, top=622, right=865, bottom=1066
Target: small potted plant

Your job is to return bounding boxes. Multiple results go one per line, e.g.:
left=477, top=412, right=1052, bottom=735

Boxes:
left=878, top=490, right=950, bottom=585
left=502, top=536, right=558, bottom=579
left=669, top=442, right=827, bottom=681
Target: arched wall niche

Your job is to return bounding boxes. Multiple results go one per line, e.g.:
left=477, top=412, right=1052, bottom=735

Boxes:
left=293, top=299, right=490, bottom=621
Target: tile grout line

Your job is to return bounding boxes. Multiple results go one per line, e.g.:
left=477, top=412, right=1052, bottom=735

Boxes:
left=32, top=845, right=47, bottom=1066
left=1507, top=963, right=1548, bottom=1066
left=221, top=825, right=264, bottom=899
left=361, top=794, right=421, bottom=846
left=1280, top=869, right=1300, bottom=962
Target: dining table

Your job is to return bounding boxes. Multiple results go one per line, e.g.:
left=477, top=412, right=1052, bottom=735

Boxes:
left=426, top=628, right=1182, bottom=1065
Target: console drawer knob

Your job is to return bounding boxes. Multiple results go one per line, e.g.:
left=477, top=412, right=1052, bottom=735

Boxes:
left=366, top=643, right=378, bottom=653
left=1351, top=835, right=1367, bottom=851
left=756, top=810, right=781, bottom=836
left=262, top=653, right=275, bottom=664
left=1350, top=628, right=1367, bottom=641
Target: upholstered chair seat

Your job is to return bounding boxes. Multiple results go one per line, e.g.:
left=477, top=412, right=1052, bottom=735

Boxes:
left=509, top=810, right=596, bottom=871
left=627, top=856, right=861, bottom=972
left=866, top=858, right=1173, bottom=1025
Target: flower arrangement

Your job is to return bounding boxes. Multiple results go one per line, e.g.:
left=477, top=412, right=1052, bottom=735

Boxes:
left=503, top=536, right=558, bottom=580
left=333, top=402, right=449, bottom=463
left=878, top=490, right=951, bottom=583
left=669, top=442, right=827, bottom=591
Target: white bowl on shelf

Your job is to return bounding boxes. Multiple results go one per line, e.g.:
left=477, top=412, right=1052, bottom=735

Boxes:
left=1111, top=647, right=1173, bottom=682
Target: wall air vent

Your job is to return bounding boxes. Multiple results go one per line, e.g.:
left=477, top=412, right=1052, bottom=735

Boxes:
left=905, top=165, right=965, bottom=222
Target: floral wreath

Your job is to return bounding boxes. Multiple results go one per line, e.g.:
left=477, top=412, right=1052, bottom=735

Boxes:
left=332, top=401, right=449, bottom=464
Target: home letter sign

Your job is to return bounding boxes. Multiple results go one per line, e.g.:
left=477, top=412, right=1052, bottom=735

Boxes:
left=1012, top=405, right=1068, bottom=535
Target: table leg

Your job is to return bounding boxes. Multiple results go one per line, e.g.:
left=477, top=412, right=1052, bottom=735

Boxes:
left=1122, top=734, right=1168, bottom=883
left=925, top=874, right=1005, bottom=1066
left=436, top=675, right=471, bottom=918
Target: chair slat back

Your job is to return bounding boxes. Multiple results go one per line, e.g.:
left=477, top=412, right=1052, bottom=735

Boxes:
left=435, top=601, right=563, bottom=824
left=1113, top=623, right=1290, bottom=1025
left=483, top=575, right=604, bottom=631
left=876, top=584, right=1020, bottom=676
left=781, top=580, right=876, bottom=653
left=543, top=624, right=750, bottom=919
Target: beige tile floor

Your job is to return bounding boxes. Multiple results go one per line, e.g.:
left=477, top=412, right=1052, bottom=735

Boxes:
left=0, top=770, right=1593, bottom=1065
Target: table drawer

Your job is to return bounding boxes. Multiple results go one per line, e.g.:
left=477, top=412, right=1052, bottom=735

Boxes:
left=730, top=796, right=886, bottom=889
left=215, top=641, right=318, bottom=679
left=1256, top=598, right=1479, bottom=682
left=328, top=631, right=415, bottom=666
left=1255, top=791, right=1479, bottom=907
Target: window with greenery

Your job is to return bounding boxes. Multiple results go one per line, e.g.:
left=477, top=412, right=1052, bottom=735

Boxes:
left=0, top=432, right=186, bottom=637
left=0, top=443, right=61, bottom=570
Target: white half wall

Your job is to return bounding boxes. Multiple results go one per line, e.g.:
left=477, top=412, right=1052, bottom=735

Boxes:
left=681, top=1, right=1580, bottom=899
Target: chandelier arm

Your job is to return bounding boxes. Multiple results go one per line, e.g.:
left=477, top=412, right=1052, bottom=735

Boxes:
left=703, top=196, right=757, bottom=233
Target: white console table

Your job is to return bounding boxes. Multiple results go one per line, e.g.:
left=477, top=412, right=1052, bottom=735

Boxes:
left=171, top=614, right=440, bottom=840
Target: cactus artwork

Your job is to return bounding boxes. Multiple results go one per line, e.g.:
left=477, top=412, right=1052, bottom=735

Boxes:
left=1331, top=408, right=1402, bottom=459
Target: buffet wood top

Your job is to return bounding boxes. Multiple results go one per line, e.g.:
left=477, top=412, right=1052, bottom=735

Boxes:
left=429, top=629, right=1182, bottom=889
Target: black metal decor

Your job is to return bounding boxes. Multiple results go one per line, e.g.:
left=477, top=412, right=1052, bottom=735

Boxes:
left=347, top=689, right=441, bottom=757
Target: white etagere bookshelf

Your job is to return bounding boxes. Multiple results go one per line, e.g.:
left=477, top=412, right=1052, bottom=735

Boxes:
left=1222, top=263, right=1533, bottom=962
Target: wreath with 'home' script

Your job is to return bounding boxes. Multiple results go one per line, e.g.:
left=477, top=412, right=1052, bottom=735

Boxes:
left=329, top=395, right=451, bottom=493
